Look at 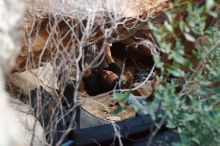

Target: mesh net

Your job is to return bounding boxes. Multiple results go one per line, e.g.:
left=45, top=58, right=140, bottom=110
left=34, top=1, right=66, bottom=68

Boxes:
left=9, top=0, right=167, bottom=145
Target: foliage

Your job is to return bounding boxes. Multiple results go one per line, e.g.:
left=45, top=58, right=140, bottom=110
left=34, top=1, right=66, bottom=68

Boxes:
left=148, top=0, right=220, bottom=145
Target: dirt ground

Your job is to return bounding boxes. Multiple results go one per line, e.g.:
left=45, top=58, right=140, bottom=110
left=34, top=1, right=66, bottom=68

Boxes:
left=79, top=78, right=157, bottom=122
left=79, top=92, right=136, bottom=122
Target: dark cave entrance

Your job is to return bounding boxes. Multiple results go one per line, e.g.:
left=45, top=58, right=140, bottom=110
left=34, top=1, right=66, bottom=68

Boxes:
left=110, top=42, right=154, bottom=68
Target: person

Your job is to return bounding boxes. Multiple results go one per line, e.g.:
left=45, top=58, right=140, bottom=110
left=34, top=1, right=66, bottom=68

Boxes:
left=83, top=40, right=160, bottom=115
left=83, top=43, right=121, bottom=96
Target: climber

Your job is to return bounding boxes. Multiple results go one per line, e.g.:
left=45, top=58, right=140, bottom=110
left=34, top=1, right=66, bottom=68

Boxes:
left=83, top=42, right=122, bottom=96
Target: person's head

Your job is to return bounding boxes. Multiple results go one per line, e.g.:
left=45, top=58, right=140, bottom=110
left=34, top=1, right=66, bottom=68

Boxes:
left=101, top=70, right=119, bottom=89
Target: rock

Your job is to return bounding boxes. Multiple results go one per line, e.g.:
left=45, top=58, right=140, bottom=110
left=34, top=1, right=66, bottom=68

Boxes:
left=14, top=0, right=168, bottom=72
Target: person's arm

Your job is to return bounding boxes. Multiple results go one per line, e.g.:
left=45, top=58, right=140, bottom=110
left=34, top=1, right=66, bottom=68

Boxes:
left=103, top=43, right=122, bottom=74
left=104, top=43, right=115, bottom=64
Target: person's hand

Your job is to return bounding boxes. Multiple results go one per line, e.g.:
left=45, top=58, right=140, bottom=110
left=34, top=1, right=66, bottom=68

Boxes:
left=104, top=43, right=112, bottom=56
left=104, top=43, right=115, bottom=64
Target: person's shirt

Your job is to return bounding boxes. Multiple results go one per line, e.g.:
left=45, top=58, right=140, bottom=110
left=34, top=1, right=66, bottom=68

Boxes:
left=83, top=63, right=121, bottom=96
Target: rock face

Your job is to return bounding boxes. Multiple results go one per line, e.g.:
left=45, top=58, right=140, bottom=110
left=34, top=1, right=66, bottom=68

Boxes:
left=14, top=0, right=168, bottom=72
left=0, top=0, right=25, bottom=74
left=28, top=0, right=168, bottom=18
left=0, top=0, right=44, bottom=146
left=0, top=0, right=25, bottom=146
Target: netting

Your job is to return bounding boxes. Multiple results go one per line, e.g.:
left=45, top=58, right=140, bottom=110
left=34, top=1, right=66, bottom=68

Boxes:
left=6, top=0, right=168, bottom=145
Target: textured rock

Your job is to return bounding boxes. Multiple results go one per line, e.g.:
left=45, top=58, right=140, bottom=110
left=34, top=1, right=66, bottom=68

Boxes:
left=14, top=0, right=168, bottom=72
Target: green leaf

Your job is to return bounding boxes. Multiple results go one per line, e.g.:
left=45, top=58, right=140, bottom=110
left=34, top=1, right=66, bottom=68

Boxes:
left=112, top=92, right=130, bottom=101
left=179, top=21, right=184, bottom=32
left=208, top=11, right=218, bottom=17
left=168, top=67, right=185, bottom=77
left=169, top=51, right=187, bottom=64
left=184, top=33, right=195, bottom=42
left=166, top=11, right=173, bottom=23
left=192, top=137, right=200, bottom=144
left=206, top=0, right=214, bottom=10
left=111, top=106, right=124, bottom=115
left=167, top=120, right=176, bottom=129
left=164, top=21, right=173, bottom=32
left=154, top=56, right=164, bottom=68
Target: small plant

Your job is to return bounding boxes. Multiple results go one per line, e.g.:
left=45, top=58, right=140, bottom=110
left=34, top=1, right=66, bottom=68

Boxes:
left=149, top=0, right=220, bottom=145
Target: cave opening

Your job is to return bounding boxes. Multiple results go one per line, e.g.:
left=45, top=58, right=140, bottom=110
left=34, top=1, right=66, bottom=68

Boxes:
left=110, top=41, right=154, bottom=69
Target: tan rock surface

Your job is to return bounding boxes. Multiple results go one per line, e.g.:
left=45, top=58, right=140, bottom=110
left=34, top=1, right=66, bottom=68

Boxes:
left=14, top=0, right=168, bottom=72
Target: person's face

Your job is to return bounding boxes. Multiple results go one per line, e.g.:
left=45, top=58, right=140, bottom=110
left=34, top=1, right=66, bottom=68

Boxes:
left=101, top=70, right=119, bottom=86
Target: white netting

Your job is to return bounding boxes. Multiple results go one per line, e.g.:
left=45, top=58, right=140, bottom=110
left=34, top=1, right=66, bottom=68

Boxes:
left=5, top=0, right=167, bottom=145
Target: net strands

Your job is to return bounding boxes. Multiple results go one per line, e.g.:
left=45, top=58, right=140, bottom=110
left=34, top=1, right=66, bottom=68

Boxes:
left=12, top=0, right=167, bottom=145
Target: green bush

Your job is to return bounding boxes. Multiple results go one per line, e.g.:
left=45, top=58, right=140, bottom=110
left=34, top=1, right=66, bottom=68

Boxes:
left=149, top=0, right=220, bottom=145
